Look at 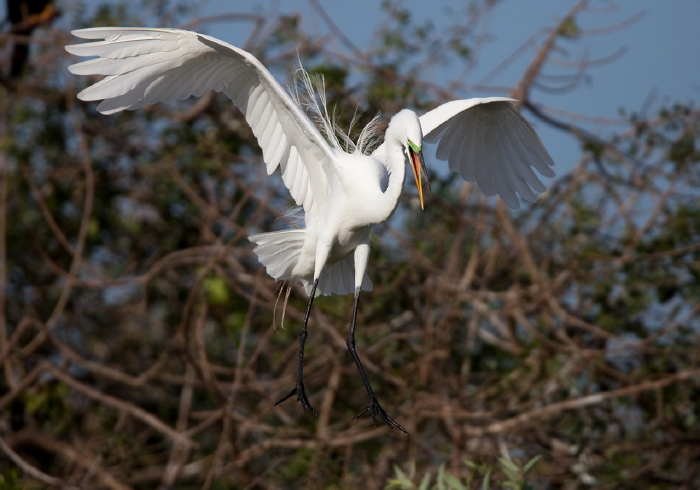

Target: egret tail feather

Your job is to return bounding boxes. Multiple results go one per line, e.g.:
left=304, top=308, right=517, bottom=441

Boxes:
left=249, top=230, right=373, bottom=297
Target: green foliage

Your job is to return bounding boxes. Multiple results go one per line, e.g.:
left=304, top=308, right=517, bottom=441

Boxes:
left=558, top=17, right=580, bottom=39
left=203, top=274, right=231, bottom=305
left=386, top=456, right=541, bottom=490
left=0, top=468, right=22, bottom=490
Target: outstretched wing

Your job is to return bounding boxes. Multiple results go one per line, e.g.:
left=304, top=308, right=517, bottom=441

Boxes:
left=420, top=97, right=555, bottom=209
left=66, top=27, right=334, bottom=214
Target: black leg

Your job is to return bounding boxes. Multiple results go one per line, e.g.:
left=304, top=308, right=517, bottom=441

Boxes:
left=275, top=278, right=319, bottom=416
left=347, top=291, right=407, bottom=433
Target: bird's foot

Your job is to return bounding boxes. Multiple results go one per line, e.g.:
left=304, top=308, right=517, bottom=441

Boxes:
left=275, top=381, right=318, bottom=416
left=353, top=396, right=407, bottom=434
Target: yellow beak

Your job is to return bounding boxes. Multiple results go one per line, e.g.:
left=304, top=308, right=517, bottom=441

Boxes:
left=409, top=146, right=430, bottom=210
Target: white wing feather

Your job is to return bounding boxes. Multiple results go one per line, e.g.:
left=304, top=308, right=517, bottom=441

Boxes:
left=420, top=97, right=555, bottom=209
left=66, top=27, right=334, bottom=215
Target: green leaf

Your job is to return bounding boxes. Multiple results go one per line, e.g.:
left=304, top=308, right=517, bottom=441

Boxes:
left=481, top=466, right=492, bottom=490
left=443, top=472, right=468, bottom=490
left=386, top=464, right=415, bottom=489
left=203, top=275, right=230, bottom=305
left=418, top=471, right=431, bottom=490
left=498, top=458, right=520, bottom=481
left=522, top=455, right=542, bottom=474
left=435, top=464, right=446, bottom=489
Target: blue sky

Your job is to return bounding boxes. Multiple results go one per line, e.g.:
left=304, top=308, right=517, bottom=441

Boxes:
left=5, top=0, right=697, bottom=181
left=193, top=0, right=700, bottom=177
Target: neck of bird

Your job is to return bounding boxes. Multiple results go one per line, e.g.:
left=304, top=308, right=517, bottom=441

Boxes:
left=373, top=141, right=406, bottom=224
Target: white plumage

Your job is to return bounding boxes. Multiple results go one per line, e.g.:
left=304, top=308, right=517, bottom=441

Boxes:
left=420, top=98, right=554, bottom=208
left=66, top=27, right=554, bottom=431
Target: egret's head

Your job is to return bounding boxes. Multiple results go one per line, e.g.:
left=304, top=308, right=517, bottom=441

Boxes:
left=387, top=109, right=431, bottom=209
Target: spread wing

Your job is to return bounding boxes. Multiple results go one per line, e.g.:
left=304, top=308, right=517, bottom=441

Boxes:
left=420, top=97, right=555, bottom=209
left=66, top=27, right=334, bottom=214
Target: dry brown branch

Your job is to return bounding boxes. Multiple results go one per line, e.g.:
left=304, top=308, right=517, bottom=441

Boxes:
left=0, top=434, right=79, bottom=489
left=45, top=364, right=195, bottom=449
left=511, top=0, right=591, bottom=103
left=464, top=370, right=700, bottom=437
left=5, top=431, right=132, bottom=490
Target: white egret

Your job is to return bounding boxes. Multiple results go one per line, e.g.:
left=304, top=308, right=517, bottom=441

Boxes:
left=66, top=28, right=555, bottom=433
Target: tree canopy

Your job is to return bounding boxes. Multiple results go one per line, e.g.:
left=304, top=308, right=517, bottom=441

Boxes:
left=1, top=1, right=699, bottom=488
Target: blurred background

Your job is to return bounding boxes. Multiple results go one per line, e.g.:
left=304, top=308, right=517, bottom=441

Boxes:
left=1, top=0, right=699, bottom=488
